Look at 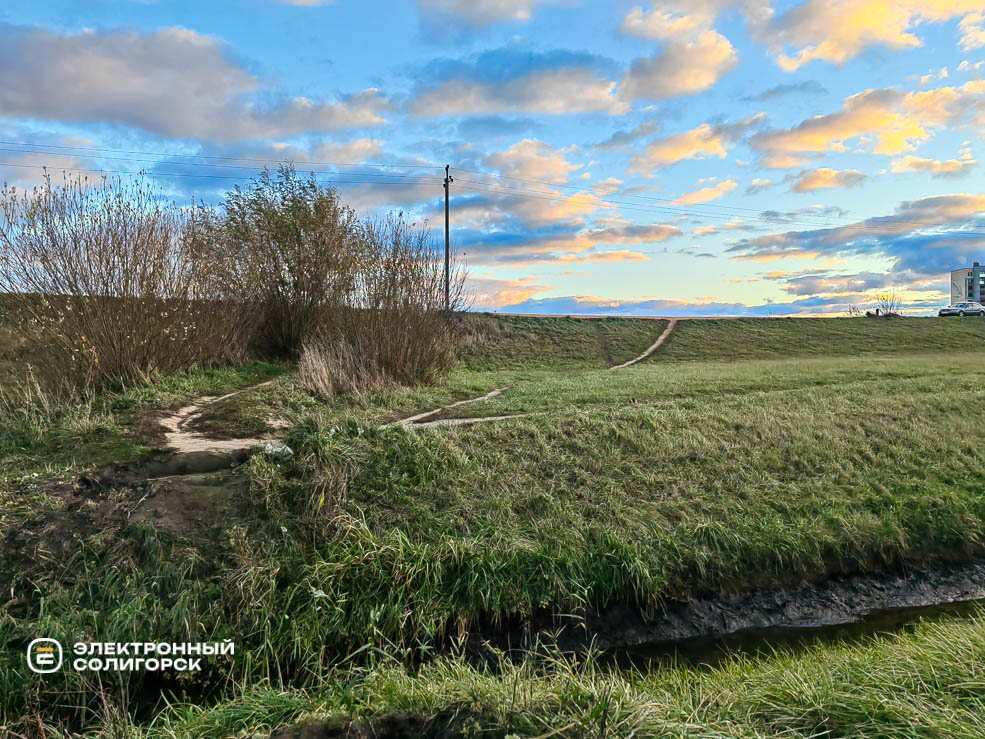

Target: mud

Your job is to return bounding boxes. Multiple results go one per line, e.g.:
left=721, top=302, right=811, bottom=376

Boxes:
left=268, top=715, right=465, bottom=739
left=3, top=451, right=254, bottom=584
left=469, top=557, right=985, bottom=659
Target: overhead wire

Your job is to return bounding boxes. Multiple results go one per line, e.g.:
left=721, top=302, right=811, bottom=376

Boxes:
left=0, top=141, right=982, bottom=236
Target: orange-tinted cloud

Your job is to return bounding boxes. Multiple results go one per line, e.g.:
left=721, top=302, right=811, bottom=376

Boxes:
left=760, top=1, right=985, bottom=71
left=558, top=250, right=651, bottom=263
left=791, top=168, right=867, bottom=191
left=891, top=154, right=977, bottom=177
left=630, top=113, right=765, bottom=171
left=676, top=179, right=738, bottom=204
left=469, top=275, right=553, bottom=307
left=750, top=81, right=985, bottom=167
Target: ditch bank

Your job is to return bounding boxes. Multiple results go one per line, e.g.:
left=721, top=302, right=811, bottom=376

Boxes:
left=468, top=557, right=985, bottom=663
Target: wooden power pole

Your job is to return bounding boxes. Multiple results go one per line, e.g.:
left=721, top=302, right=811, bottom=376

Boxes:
left=443, top=164, right=453, bottom=311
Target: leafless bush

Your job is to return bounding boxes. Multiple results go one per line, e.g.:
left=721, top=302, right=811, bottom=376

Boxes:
left=876, top=289, right=904, bottom=317
left=218, top=166, right=360, bottom=358
left=848, top=290, right=905, bottom=318
left=300, top=214, right=467, bottom=396
left=0, top=174, right=250, bottom=393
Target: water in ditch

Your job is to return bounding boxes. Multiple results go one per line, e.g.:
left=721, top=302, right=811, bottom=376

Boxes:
left=611, top=596, right=985, bottom=670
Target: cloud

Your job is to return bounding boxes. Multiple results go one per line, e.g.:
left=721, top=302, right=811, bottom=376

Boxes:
left=408, top=48, right=627, bottom=117
left=774, top=270, right=890, bottom=296
left=456, top=116, right=539, bottom=139
left=587, top=224, right=683, bottom=243
left=960, top=12, right=985, bottom=49
left=618, top=6, right=738, bottom=100
left=891, top=154, right=977, bottom=177
left=746, top=177, right=774, bottom=194
left=676, top=179, right=738, bottom=204
left=694, top=225, right=719, bottom=236
left=493, top=293, right=871, bottom=317
left=727, top=191, right=985, bottom=273
left=433, top=140, right=606, bottom=230
left=790, top=168, right=867, bottom=192
left=418, top=0, right=546, bottom=28
left=0, top=24, right=388, bottom=141
left=741, top=80, right=828, bottom=101
left=457, top=221, right=681, bottom=265
left=559, top=250, right=651, bottom=263
left=629, top=113, right=765, bottom=172
left=469, top=275, right=554, bottom=309
left=750, top=82, right=985, bottom=167
left=759, top=0, right=985, bottom=71
left=593, top=121, right=660, bottom=150
left=0, top=138, right=104, bottom=189
left=483, top=138, right=585, bottom=183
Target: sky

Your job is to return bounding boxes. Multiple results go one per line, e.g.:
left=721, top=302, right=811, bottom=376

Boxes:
left=0, top=1, right=984, bottom=316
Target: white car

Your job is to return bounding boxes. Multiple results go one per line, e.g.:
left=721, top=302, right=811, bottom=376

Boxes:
left=939, top=301, right=985, bottom=316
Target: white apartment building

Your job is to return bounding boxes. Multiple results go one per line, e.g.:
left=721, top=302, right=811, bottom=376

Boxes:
left=951, top=263, right=985, bottom=303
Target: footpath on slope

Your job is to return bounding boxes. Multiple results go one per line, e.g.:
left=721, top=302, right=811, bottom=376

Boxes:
left=391, top=319, right=680, bottom=429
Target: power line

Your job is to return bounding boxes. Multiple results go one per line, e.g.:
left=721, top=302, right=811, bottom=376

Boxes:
left=1, top=147, right=982, bottom=238
left=454, top=181, right=985, bottom=236
left=0, top=160, right=442, bottom=186
left=0, top=138, right=967, bottom=232
left=453, top=166, right=968, bottom=232
left=0, top=146, right=443, bottom=181
left=0, top=139, right=443, bottom=170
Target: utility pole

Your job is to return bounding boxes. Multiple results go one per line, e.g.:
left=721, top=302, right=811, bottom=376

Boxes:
left=443, top=164, right=453, bottom=311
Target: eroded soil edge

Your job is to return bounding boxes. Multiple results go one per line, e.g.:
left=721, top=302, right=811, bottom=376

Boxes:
left=470, top=556, right=985, bottom=656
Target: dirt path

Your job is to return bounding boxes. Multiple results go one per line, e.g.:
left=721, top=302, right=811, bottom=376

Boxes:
left=158, top=321, right=679, bottom=442
left=394, top=321, right=680, bottom=429
left=387, top=387, right=511, bottom=428
left=608, top=319, right=678, bottom=369
left=160, top=380, right=279, bottom=453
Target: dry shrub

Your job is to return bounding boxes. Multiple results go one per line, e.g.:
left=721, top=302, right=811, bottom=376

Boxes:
left=0, top=174, right=251, bottom=393
left=300, top=214, right=467, bottom=396
left=218, top=166, right=360, bottom=359
left=299, top=340, right=381, bottom=396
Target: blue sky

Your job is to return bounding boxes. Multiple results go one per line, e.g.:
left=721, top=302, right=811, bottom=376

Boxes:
left=1, top=0, right=984, bottom=315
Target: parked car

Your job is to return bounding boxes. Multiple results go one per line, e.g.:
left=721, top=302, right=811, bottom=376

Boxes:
left=939, top=301, right=985, bottom=316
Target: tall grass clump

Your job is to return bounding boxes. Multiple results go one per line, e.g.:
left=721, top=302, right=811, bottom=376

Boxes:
left=0, top=174, right=252, bottom=393
left=300, top=214, right=467, bottom=395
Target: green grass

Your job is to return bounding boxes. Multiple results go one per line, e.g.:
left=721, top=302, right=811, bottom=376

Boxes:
left=459, top=313, right=668, bottom=370
left=655, top=316, right=985, bottom=362
left=5, top=314, right=985, bottom=734
left=135, top=612, right=985, bottom=738
left=0, top=362, right=288, bottom=495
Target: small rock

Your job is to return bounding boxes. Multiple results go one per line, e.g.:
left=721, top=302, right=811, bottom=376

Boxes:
left=263, top=442, right=293, bottom=459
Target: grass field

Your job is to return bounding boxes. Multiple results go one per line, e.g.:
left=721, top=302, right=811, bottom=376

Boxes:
left=133, top=612, right=985, bottom=738
left=459, top=313, right=669, bottom=370
left=655, top=315, right=985, bottom=361
left=3, top=313, right=985, bottom=735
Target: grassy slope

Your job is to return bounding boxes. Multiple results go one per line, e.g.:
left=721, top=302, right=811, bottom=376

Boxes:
left=6, top=314, right=985, bottom=733
left=459, top=313, right=668, bottom=370
left=141, top=612, right=985, bottom=738
left=656, top=316, right=985, bottom=362
left=253, top=352, right=985, bottom=649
